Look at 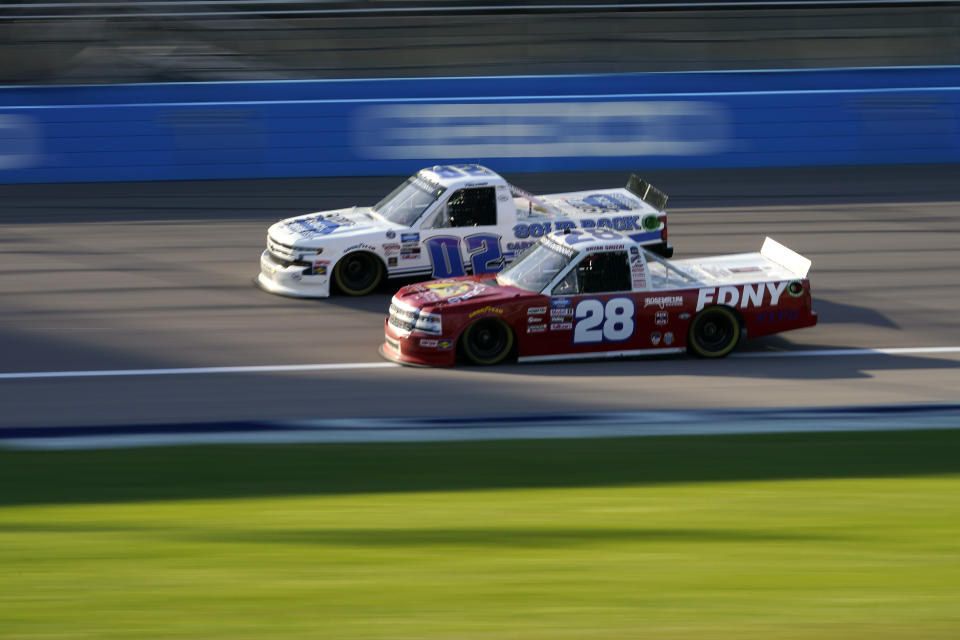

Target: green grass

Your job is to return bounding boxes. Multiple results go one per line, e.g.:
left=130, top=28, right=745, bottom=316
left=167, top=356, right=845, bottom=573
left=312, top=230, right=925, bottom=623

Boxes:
left=2, top=431, right=960, bottom=639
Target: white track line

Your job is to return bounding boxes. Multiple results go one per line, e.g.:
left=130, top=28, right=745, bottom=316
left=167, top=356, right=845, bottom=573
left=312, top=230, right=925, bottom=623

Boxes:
left=731, top=346, right=960, bottom=358
left=1, top=346, right=959, bottom=380
left=0, top=362, right=399, bottom=380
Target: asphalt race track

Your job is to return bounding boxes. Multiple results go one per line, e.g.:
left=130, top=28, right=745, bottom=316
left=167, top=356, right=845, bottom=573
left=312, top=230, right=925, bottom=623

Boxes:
left=1, top=165, right=958, bottom=429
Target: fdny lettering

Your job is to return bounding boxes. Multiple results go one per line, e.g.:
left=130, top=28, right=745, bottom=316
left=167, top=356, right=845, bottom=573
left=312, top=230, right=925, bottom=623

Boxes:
left=696, top=282, right=789, bottom=312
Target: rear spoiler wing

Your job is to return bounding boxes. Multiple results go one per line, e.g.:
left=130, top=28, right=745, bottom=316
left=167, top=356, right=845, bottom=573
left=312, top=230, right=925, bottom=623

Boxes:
left=626, top=174, right=669, bottom=211
left=761, top=237, right=812, bottom=278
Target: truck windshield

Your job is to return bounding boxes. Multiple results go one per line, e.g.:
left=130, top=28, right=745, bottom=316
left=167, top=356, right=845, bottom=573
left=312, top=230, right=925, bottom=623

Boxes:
left=372, top=175, right=447, bottom=226
left=497, top=239, right=577, bottom=293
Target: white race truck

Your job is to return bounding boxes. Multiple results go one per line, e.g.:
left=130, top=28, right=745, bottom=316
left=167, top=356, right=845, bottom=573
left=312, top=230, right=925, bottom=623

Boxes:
left=257, top=164, right=671, bottom=297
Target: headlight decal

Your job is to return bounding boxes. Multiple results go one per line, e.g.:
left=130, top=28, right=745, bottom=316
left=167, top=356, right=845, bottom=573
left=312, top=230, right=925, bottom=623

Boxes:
left=389, top=300, right=442, bottom=335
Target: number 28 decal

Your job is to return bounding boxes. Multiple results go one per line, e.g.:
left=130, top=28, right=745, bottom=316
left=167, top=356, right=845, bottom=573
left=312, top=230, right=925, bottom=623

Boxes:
left=573, top=297, right=636, bottom=344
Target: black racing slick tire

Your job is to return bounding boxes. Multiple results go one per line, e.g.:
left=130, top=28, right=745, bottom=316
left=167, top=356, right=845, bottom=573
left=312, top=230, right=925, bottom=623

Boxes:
left=333, top=252, right=384, bottom=296
left=460, top=318, right=515, bottom=366
left=687, top=305, right=741, bottom=358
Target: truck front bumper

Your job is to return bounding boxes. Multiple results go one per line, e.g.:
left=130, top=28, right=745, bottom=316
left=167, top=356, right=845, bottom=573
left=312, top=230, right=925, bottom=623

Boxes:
left=256, top=250, right=332, bottom=298
left=381, top=319, right=457, bottom=367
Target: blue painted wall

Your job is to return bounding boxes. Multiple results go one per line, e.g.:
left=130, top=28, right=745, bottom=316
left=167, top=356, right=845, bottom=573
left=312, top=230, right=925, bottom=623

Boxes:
left=1, top=67, right=958, bottom=183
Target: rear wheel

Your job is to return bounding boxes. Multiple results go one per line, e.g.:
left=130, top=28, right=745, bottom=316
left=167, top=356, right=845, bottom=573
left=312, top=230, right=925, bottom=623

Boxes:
left=333, top=252, right=384, bottom=296
left=461, top=318, right=514, bottom=366
left=688, top=305, right=740, bottom=358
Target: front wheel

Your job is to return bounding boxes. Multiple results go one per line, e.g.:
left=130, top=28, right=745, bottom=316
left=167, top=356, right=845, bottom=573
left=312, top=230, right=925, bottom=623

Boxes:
left=460, top=318, right=515, bottom=366
left=688, top=306, right=740, bottom=358
left=333, top=252, right=384, bottom=296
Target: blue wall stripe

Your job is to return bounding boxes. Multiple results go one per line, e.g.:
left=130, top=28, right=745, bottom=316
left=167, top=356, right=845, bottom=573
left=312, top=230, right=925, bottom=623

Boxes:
left=1, top=66, right=958, bottom=184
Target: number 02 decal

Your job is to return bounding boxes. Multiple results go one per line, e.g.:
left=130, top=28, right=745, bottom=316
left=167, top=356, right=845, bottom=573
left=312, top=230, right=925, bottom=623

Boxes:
left=424, top=233, right=504, bottom=278
left=573, top=298, right=636, bottom=344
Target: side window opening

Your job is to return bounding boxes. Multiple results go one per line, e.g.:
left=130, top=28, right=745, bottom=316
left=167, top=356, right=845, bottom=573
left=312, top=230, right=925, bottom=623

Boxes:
left=647, top=260, right=669, bottom=288
left=445, top=187, right=497, bottom=227
left=552, top=251, right=631, bottom=295
left=552, top=268, right=580, bottom=296
left=646, top=252, right=697, bottom=289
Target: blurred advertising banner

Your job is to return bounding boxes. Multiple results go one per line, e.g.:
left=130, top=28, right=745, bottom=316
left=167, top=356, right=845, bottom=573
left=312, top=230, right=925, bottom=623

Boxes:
left=0, top=115, right=41, bottom=170
left=0, top=68, right=958, bottom=183
left=353, top=102, right=727, bottom=159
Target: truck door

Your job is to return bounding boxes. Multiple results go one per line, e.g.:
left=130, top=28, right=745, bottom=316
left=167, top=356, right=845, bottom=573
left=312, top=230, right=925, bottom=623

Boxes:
left=421, top=186, right=506, bottom=278
left=524, top=249, right=640, bottom=357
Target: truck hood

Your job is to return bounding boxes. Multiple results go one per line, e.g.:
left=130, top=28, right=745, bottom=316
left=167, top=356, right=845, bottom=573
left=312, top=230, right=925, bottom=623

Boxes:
left=268, top=207, right=396, bottom=246
left=395, top=276, right=529, bottom=308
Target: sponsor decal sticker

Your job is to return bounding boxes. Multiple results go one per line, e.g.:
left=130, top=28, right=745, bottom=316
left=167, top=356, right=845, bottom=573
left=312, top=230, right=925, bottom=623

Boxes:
left=644, top=296, right=683, bottom=309
left=527, top=324, right=547, bottom=333
left=388, top=257, right=398, bottom=267
left=385, top=230, right=396, bottom=239
left=664, top=331, right=674, bottom=346
left=651, top=332, right=662, bottom=346
left=345, top=242, right=377, bottom=253
left=423, top=280, right=481, bottom=301
left=551, top=307, right=573, bottom=318
left=419, top=338, right=439, bottom=348
left=285, top=216, right=342, bottom=236
left=400, top=243, right=422, bottom=259
left=695, top=281, right=789, bottom=312
left=631, top=261, right=647, bottom=289
left=400, top=232, right=420, bottom=243
left=313, top=265, right=327, bottom=276
left=655, top=310, right=668, bottom=326
left=679, top=312, right=691, bottom=320
left=382, top=243, right=401, bottom=255
left=507, top=240, right=536, bottom=253
left=527, top=306, right=547, bottom=315
left=438, top=340, right=454, bottom=351
left=469, top=305, right=504, bottom=319
left=550, top=322, right=573, bottom=331
left=543, top=237, right=578, bottom=258
left=551, top=297, right=573, bottom=308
